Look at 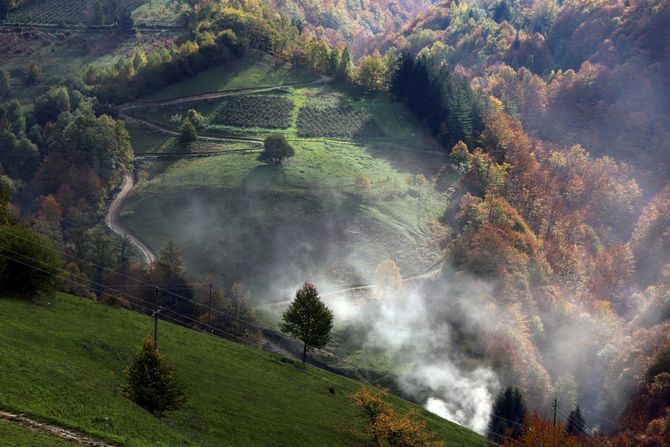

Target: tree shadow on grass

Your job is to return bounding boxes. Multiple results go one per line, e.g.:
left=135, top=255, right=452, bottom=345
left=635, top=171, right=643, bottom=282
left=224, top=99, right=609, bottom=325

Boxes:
left=241, top=164, right=284, bottom=191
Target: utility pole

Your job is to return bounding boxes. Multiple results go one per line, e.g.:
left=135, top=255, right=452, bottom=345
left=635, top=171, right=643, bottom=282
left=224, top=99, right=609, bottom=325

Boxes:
left=552, top=398, right=559, bottom=426
left=153, top=288, right=160, bottom=351
left=207, top=284, right=213, bottom=328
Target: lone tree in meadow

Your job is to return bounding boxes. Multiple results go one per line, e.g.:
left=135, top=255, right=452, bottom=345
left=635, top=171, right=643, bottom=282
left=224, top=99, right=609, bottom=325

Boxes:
left=280, top=283, right=334, bottom=364
left=124, top=337, right=187, bottom=417
left=258, top=134, right=294, bottom=165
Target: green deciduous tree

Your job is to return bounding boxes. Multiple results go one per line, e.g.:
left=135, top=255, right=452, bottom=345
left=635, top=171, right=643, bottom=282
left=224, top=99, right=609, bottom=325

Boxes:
left=0, top=0, right=17, bottom=20
left=23, top=62, right=41, bottom=86
left=0, top=176, right=14, bottom=225
left=179, top=120, right=197, bottom=146
left=124, top=337, right=187, bottom=416
left=34, top=86, right=71, bottom=124
left=185, top=109, right=205, bottom=129
left=258, top=133, right=294, bottom=165
left=11, top=137, right=40, bottom=180
left=356, top=51, right=388, bottom=93
left=0, top=225, right=62, bottom=299
left=280, top=283, right=334, bottom=364
left=450, top=141, right=470, bottom=166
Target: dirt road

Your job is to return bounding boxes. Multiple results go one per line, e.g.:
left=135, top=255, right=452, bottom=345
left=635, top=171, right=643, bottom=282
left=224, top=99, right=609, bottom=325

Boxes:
left=120, top=114, right=264, bottom=145
left=105, top=174, right=156, bottom=265
left=120, top=76, right=331, bottom=111
left=0, top=408, right=116, bottom=446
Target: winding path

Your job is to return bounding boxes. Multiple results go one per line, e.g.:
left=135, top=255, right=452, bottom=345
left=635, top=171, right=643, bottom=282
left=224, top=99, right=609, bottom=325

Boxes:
left=120, top=115, right=264, bottom=145
left=105, top=174, right=156, bottom=266
left=0, top=408, right=115, bottom=446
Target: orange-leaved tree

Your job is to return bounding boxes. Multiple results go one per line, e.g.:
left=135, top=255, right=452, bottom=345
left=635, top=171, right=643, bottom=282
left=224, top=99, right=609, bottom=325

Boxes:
left=351, top=387, right=444, bottom=447
left=501, top=413, right=578, bottom=447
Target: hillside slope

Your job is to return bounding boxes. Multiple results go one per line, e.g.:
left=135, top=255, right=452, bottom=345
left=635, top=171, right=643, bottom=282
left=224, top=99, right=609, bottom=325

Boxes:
left=0, top=294, right=487, bottom=446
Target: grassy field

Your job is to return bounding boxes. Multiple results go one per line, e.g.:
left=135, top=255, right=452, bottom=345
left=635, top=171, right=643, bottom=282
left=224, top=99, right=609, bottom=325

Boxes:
left=121, top=137, right=451, bottom=300
left=122, top=54, right=453, bottom=305
left=0, top=294, right=487, bottom=447
left=145, top=51, right=319, bottom=101
left=130, top=80, right=441, bottom=146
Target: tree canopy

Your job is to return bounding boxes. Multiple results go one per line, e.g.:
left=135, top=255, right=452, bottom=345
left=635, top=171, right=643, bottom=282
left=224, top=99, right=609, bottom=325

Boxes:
left=124, top=337, right=187, bottom=416
left=280, top=283, right=333, bottom=364
left=258, top=134, right=294, bottom=165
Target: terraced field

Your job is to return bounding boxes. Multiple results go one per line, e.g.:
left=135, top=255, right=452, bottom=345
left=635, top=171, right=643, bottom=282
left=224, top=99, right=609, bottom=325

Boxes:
left=4, top=0, right=145, bottom=24
left=210, top=93, right=294, bottom=129
left=297, top=94, right=384, bottom=138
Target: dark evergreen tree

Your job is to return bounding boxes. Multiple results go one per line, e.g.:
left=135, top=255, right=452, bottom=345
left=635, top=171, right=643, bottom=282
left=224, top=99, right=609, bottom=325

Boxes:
left=337, top=47, right=353, bottom=81
left=487, top=386, right=527, bottom=442
left=406, top=57, right=432, bottom=118
left=566, top=406, right=585, bottom=437
left=147, top=241, right=196, bottom=316
left=445, top=77, right=474, bottom=146
left=390, top=51, right=414, bottom=101
left=0, top=70, right=9, bottom=100
left=492, top=0, right=514, bottom=24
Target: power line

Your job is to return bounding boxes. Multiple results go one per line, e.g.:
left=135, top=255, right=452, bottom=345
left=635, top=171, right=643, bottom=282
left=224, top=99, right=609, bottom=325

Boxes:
left=557, top=407, right=610, bottom=447
left=0, top=230, right=339, bottom=357
left=0, top=247, right=496, bottom=446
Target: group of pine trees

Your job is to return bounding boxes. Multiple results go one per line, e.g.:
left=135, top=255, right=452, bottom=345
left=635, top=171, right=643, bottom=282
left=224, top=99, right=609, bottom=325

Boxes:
left=488, top=386, right=586, bottom=446
left=390, top=51, right=484, bottom=149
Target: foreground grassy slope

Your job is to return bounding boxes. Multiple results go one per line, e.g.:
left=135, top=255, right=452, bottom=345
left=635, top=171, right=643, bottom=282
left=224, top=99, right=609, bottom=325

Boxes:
left=0, top=294, right=487, bottom=447
left=0, top=419, right=78, bottom=446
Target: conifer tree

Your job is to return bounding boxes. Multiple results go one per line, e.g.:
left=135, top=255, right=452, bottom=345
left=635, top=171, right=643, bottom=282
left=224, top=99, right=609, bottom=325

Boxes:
left=566, top=406, right=585, bottom=437
left=338, top=47, right=353, bottom=81
left=488, top=386, right=527, bottom=442
left=124, top=337, right=187, bottom=416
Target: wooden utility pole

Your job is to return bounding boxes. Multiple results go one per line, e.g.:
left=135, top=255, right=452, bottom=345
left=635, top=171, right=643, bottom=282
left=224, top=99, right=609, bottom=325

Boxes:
left=207, top=284, right=213, bottom=327
left=153, top=288, right=160, bottom=350
left=553, top=398, right=559, bottom=426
